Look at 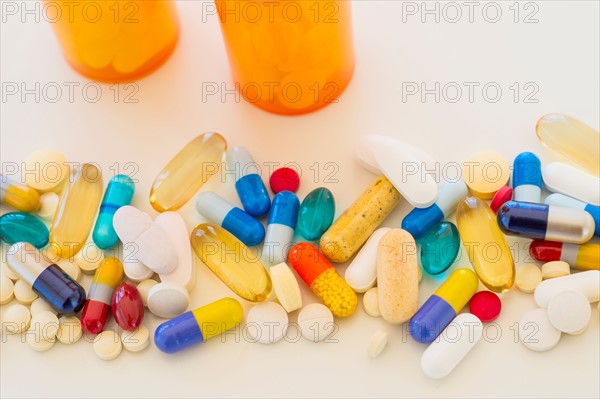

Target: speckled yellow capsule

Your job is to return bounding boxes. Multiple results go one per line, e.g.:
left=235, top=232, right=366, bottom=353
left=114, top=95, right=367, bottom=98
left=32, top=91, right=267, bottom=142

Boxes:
left=320, top=176, right=400, bottom=263
left=288, top=242, right=357, bottom=318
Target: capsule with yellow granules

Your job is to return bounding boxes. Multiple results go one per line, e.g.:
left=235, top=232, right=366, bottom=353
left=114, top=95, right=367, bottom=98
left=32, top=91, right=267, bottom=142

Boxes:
left=288, top=242, right=357, bottom=318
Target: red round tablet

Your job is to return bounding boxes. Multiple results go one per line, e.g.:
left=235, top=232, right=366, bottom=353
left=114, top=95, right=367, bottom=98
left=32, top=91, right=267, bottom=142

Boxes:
left=469, top=291, right=502, bottom=322
left=269, top=167, right=300, bottom=193
left=490, top=186, right=513, bottom=214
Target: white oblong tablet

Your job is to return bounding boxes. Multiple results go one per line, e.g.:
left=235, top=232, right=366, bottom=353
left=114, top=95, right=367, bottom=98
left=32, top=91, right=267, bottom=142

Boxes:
left=30, top=298, right=57, bottom=316
left=345, top=228, right=391, bottom=292
left=113, top=206, right=154, bottom=243
left=94, top=331, right=123, bottom=360
left=29, top=311, right=59, bottom=341
left=543, top=162, right=600, bottom=206
left=56, top=316, right=82, bottom=344
left=136, top=279, right=158, bottom=306
left=519, top=308, right=561, bottom=352
left=356, top=135, right=400, bottom=174
left=57, top=260, right=81, bottom=282
left=547, top=290, right=591, bottom=335
left=362, top=287, right=380, bottom=317
left=541, top=261, right=570, bottom=280
left=1, top=275, right=14, bottom=304
left=246, top=302, right=289, bottom=344
left=421, top=313, right=483, bottom=379
left=147, top=282, right=189, bottom=319
left=270, top=262, right=302, bottom=313
left=368, top=329, right=389, bottom=358
left=37, top=192, right=59, bottom=220
left=297, top=303, right=334, bottom=342
left=121, top=325, right=150, bottom=352
left=155, top=212, right=196, bottom=291
left=122, top=244, right=154, bottom=282
left=534, top=270, right=600, bottom=307
left=14, top=279, right=38, bottom=305
left=4, top=304, right=31, bottom=334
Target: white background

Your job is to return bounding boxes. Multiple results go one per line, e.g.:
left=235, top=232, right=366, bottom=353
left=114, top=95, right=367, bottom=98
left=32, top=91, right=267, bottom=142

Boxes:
left=1, top=1, right=599, bottom=398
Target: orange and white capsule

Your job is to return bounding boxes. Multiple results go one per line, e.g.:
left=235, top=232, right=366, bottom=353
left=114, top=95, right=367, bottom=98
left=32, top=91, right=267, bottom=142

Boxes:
left=81, top=258, right=123, bottom=334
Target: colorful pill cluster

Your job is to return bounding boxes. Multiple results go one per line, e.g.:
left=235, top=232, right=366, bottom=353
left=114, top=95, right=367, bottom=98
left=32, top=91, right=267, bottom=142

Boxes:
left=1, top=114, right=599, bottom=378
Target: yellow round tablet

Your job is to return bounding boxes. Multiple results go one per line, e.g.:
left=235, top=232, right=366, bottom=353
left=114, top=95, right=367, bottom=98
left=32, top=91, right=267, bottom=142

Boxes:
left=23, top=149, right=68, bottom=192
left=1, top=275, right=14, bottom=304
left=121, top=326, right=150, bottom=352
left=2, top=261, right=19, bottom=281
left=27, top=335, right=56, bottom=352
left=74, top=245, right=104, bottom=274
left=94, top=331, right=123, bottom=360
left=463, top=151, right=510, bottom=199
left=56, top=316, right=82, bottom=344
left=30, top=298, right=57, bottom=316
left=38, top=192, right=60, bottom=220
left=516, top=265, right=542, bottom=294
left=4, top=304, right=31, bottom=334
left=363, top=287, right=381, bottom=317
left=14, top=280, right=38, bottom=305
left=57, top=260, right=81, bottom=282
left=542, top=261, right=570, bottom=280
left=136, top=279, right=158, bottom=307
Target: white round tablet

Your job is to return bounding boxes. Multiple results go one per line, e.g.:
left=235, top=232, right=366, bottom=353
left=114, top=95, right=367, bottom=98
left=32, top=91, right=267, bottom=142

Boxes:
left=147, top=282, right=189, bottom=319
left=542, top=261, right=570, bottom=280
left=136, top=279, right=158, bottom=307
left=368, top=330, right=389, bottom=358
left=37, top=192, right=60, bottom=220
left=547, top=290, right=591, bottom=335
left=1, top=275, right=15, bottom=304
left=30, top=298, right=57, bottom=316
left=29, top=311, right=59, bottom=341
left=57, top=260, right=82, bottom=282
left=74, top=245, right=104, bottom=274
left=14, top=280, right=38, bottom=305
left=519, top=308, right=561, bottom=352
left=56, top=316, right=82, bottom=344
left=362, top=287, right=380, bottom=317
left=94, top=331, right=123, bottom=360
left=246, top=302, right=289, bottom=344
left=121, top=325, right=150, bottom=352
left=3, top=304, right=31, bottom=334
left=27, top=335, right=56, bottom=352
left=297, top=303, right=334, bottom=342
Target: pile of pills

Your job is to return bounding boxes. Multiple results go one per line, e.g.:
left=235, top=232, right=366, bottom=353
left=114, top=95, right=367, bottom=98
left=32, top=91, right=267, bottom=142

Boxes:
left=1, top=113, right=599, bottom=378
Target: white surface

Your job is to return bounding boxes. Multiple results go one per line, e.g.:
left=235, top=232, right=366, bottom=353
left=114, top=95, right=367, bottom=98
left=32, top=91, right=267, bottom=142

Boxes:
left=1, top=1, right=599, bottom=398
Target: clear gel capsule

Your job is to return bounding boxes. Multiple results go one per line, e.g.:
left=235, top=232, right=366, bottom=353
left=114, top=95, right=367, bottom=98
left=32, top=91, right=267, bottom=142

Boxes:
left=545, top=193, right=600, bottom=237
left=226, top=146, right=271, bottom=217
left=0, top=175, right=41, bottom=213
left=262, top=191, right=299, bottom=266
left=512, top=152, right=542, bottom=203
left=92, top=175, right=135, bottom=250
left=50, top=164, right=103, bottom=258
left=150, top=132, right=227, bottom=212
left=456, top=197, right=515, bottom=293
left=498, top=201, right=594, bottom=244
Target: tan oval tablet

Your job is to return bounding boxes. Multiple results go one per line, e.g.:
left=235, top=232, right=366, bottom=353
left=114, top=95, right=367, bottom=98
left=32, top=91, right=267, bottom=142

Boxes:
left=376, top=229, right=419, bottom=324
left=542, top=261, right=570, bottom=280
left=516, top=265, right=542, bottom=294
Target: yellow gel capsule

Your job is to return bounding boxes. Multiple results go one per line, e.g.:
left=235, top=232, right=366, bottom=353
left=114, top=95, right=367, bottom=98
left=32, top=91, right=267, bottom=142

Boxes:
left=536, top=114, right=600, bottom=177
left=456, top=197, right=515, bottom=293
left=191, top=223, right=271, bottom=302
left=50, top=164, right=103, bottom=259
left=0, top=175, right=41, bottom=212
left=320, top=176, right=400, bottom=263
left=150, top=133, right=227, bottom=212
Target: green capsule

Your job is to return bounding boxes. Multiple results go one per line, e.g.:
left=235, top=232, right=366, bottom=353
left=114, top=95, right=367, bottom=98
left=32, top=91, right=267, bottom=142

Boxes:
left=419, top=221, right=460, bottom=275
left=297, top=188, right=335, bottom=241
left=0, top=212, right=49, bottom=248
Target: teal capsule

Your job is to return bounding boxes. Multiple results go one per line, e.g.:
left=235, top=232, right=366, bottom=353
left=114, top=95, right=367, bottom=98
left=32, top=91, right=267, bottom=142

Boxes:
left=419, top=221, right=460, bottom=275
left=296, top=188, right=335, bottom=241
left=0, top=212, right=49, bottom=248
left=92, top=175, right=135, bottom=250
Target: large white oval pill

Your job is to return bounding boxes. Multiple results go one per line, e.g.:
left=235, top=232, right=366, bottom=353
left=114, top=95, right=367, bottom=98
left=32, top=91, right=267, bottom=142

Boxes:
left=547, top=290, right=591, bottom=335
left=345, top=228, right=390, bottom=292
left=534, top=270, right=599, bottom=307
left=155, top=212, right=196, bottom=291
left=543, top=162, right=600, bottom=206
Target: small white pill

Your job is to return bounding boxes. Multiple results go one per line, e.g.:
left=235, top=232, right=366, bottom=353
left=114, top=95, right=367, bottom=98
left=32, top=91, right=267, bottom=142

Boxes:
left=246, top=302, right=289, bottom=344
left=27, top=335, right=56, bottom=352
left=297, top=303, right=334, bottom=342
left=3, top=304, right=31, bottom=333
left=2, top=261, right=20, bottom=281
left=147, top=282, right=189, bottom=319
left=123, top=244, right=154, bottom=282
left=368, top=330, right=389, bottom=358
left=56, top=260, right=81, bottom=282
left=121, top=325, right=150, bottom=352
left=94, top=331, right=123, bottom=360
left=56, top=316, right=82, bottom=344
left=534, top=270, right=599, bottom=307
left=30, top=298, right=57, bottom=316
left=362, top=287, right=380, bottom=317
left=74, top=244, right=104, bottom=274
left=542, top=261, right=570, bottom=280
left=519, top=308, right=561, bottom=352
left=37, top=192, right=59, bottom=220
left=14, top=279, right=38, bottom=305
left=1, top=275, right=15, bottom=304
left=516, top=265, right=543, bottom=294
left=547, top=290, right=591, bottom=335
left=345, top=228, right=390, bottom=292
left=270, top=262, right=302, bottom=313
left=136, top=279, right=158, bottom=307
left=29, top=311, right=59, bottom=341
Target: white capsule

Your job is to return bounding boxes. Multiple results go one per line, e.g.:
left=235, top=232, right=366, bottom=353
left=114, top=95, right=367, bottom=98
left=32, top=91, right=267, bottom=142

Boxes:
left=345, top=228, right=391, bottom=292
left=542, top=162, right=600, bottom=206
left=534, top=270, right=600, bottom=308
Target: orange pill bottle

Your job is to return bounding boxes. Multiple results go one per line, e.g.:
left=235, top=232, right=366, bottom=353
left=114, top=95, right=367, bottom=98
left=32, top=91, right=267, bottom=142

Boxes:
left=45, top=1, right=179, bottom=82
left=215, top=0, right=355, bottom=115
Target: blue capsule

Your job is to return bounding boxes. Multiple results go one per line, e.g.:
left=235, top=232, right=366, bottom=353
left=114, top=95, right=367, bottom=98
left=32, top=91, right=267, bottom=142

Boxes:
left=92, top=175, right=135, bottom=250
left=512, top=152, right=542, bottom=203
left=227, top=146, right=271, bottom=217
left=261, top=191, right=299, bottom=266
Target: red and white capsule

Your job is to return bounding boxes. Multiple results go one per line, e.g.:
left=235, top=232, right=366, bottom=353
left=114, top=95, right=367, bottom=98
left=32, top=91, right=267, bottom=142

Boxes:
left=81, top=257, right=124, bottom=334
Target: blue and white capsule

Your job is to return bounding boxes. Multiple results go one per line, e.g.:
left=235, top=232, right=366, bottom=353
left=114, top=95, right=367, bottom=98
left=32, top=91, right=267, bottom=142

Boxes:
left=512, top=152, right=542, bottom=203
left=92, top=174, right=135, bottom=249
left=497, top=201, right=595, bottom=244
left=195, top=192, right=265, bottom=246
left=545, top=193, right=600, bottom=237
left=6, top=242, right=85, bottom=315
left=401, top=180, right=468, bottom=239
left=261, top=191, right=299, bottom=266
left=227, top=146, right=271, bottom=217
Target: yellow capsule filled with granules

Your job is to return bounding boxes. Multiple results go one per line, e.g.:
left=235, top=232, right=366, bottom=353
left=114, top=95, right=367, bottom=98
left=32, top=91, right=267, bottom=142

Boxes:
left=150, top=133, right=227, bottom=212
left=288, top=242, right=357, bottom=318
left=49, top=164, right=103, bottom=259
left=191, top=223, right=271, bottom=302
left=0, top=175, right=41, bottom=213
left=456, top=196, right=515, bottom=293
left=320, top=176, right=400, bottom=262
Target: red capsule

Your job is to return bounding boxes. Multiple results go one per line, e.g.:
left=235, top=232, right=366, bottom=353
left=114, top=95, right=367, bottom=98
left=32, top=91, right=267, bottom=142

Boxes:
left=81, top=258, right=123, bottom=334
left=111, top=282, right=144, bottom=331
